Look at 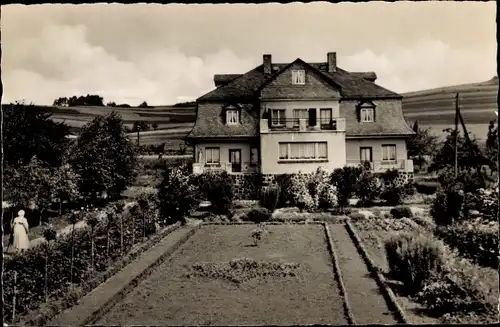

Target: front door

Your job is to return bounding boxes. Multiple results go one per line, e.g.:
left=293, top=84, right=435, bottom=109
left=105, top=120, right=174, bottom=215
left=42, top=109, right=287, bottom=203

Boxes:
left=360, top=147, right=373, bottom=169
left=229, top=149, right=241, bottom=173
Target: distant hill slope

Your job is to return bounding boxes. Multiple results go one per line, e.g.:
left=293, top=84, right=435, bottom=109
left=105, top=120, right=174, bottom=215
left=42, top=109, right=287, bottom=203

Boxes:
left=402, top=76, right=498, bottom=139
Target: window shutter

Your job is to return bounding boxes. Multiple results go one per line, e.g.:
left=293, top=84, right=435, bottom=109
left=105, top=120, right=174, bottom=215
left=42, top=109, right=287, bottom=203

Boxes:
left=308, top=109, right=316, bottom=126
left=356, top=105, right=361, bottom=122
left=221, top=107, right=227, bottom=124
left=238, top=109, right=242, bottom=124
left=372, top=107, right=376, bottom=122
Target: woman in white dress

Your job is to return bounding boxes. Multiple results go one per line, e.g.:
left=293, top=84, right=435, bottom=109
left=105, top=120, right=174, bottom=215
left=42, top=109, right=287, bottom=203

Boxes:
left=11, top=210, right=30, bottom=252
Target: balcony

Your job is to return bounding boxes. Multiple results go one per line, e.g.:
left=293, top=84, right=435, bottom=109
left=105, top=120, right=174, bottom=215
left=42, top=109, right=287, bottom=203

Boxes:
left=345, top=159, right=414, bottom=173
left=192, top=161, right=259, bottom=175
left=260, top=117, right=346, bottom=133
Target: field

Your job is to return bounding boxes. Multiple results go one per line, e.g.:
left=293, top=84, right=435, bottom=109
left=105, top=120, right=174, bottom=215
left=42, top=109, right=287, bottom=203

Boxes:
left=95, top=223, right=397, bottom=326
left=402, top=77, right=498, bottom=140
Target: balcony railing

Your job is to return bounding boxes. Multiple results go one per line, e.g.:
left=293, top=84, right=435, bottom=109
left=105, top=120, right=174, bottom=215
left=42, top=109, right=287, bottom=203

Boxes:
left=260, top=117, right=346, bottom=133
left=192, top=161, right=259, bottom=174
left=345, top=159, right=414, bottom=173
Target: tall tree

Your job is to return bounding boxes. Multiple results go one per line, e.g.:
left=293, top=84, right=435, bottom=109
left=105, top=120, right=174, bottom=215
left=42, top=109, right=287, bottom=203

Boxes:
left=485, top=120, right=498, bottom=168
left=3, top=102, right=70, bottom=168
left=406, top=121, right=439, bottom=169
left=139, top=101, right=149, bottom=108
left=71, top=112, right=137, bottom=201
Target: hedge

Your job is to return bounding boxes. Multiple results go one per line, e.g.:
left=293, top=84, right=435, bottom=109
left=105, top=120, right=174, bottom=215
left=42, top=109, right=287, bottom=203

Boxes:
left=3, top=196, right=161, bottom=324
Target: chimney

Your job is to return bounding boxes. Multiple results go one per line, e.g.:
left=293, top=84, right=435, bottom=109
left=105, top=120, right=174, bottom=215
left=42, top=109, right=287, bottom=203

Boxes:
left=263, top=54, right=272, bottom=75
left=327, top=52, right=337, bottom=73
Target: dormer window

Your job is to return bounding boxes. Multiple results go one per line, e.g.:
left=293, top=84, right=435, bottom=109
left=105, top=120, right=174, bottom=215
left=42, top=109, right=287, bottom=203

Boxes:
left=360, top=108, right=374, bottom=122
left=292, top=70, right=305, bottom=85
left=226, top=109, right=239, bottom=125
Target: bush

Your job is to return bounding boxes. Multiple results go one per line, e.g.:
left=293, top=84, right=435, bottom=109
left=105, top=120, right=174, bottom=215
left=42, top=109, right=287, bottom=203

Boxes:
left=430, top=187, right=465, bottom=226
left=289, top=176, right=315, bottom=212
left=197, top=171, right=234, bottom=215
left=158, top=164, right=199, bottom=224
left=390, top=206, right=413, bottom=219
left=349, top=212, right=366, bottom=222
left=330, top=166, right=364, bottom=206
left=246, top=208, right=271, bottom=223
left=434, top=222, right=498, bottom=269
left=259, top=186, right=280, bottom=212
left=355, top=171, right=383, bottom=206
left=414, top=181, right=438, bottom=195
left=475, top=188, right=498, bottom=221
left=380, top=186, right=405, bottom=206
left=384, top=232, right=445, bottom=295
left=274, top=174, right=294, bottom=207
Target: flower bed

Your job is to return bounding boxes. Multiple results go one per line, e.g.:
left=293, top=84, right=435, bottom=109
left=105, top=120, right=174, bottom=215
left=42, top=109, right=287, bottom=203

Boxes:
left=3, top=194, right=164, bottom=325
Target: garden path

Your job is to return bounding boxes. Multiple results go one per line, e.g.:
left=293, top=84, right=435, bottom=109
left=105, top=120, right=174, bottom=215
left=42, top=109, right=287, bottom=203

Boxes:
left=328, top=224, right=397, bottom=325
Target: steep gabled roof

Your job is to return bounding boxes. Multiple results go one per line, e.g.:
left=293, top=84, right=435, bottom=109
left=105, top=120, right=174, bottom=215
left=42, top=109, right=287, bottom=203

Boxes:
left=198, top=60, right=401, bottom=102
left=214, top=74, right=243, bottom=87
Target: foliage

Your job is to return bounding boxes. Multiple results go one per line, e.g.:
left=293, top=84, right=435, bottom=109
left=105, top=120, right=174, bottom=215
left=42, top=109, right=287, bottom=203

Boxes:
left=430, top=187, right=465, bottom=226
left=251, top=224, right=268, bottom=246
left=355, top=171, right=383, bottom=206
left=157, top=164, right=198, bottom=225
left=484, top=120, right=498, bottom=169
left=330, top=166, right=364, bottom=206
left=406, top=121, right=440, bottom=169
left=415, top=250, right=496, bottom=318
left=3, top=198, right=164, bottom=324
left=42, top=228, right=57, bottom=242
left=138, top=101, right=149, bottom=108
left=390, top=206, right=413, bottom=219
left=53, top=94, right=104, bottom=107
left=475, top=188, right=498, bottom=221
left=437, top=166, right=485, bottom=193
left=259, top=186, right=281, bottom=212
left=197, top=172, right=234, bottom=215
left=71, top=112, right=137, bottom=201
left=307, top=167, right=338, bottom=210
left=274, top=174, right=294, bottom=207
left=246, top=208, right=271, bottom=223
left=289, top=176, right=315, bottom=212
left=353, top=216, right=419, bottom=232
left=429, top=128, right=489, bottom=173
left=3, top=102, right=70, bottom=168
left=384, top=232, right=445, bottom=295
left=434, top=221, right=498, bottom=269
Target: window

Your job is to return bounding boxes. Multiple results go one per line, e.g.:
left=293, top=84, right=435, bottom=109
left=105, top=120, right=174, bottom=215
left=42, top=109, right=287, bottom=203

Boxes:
left=292, top=70, right=305, bottom=85
left=360, top=107, right=374, bottom=122
left=360, top=147, right=372, bottom=162
left=271, top=109, right=286, bottom=126
left=205, top=147, right=220, bottom=164
left=226, top=109, right=239, bottom=125
left=293, top=109, right=308, bottom=126
left=381, top=144, right=396, bottom=161
left=250, top=147, right=258, bottom=166
left=279, top=142, right=328, bottom=160
left=320, top=108, right=332, bottom=129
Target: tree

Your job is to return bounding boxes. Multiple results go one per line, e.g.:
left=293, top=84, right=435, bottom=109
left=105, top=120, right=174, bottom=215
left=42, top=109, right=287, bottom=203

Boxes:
left=106, top=102, right=117, bottom=107
left=71, top=112, right=137, bottom=201
left=3, top=102, right=70, bottom=168
left=406, top=120, right=439, bottom=170
left=429, top=128, right=489, bottom=173
left=54, top=94, right=105, bottom=107
left=132, top=121, right=150, bottom=146
left=485, top=120, right=498, bottom=168
left=139, top=101, right=149, bottom=108
left=52, top=164, right=81, bottom=215
left=53, top=97, right=69, bottom=106
left=151, top=123, right=159, bottom=130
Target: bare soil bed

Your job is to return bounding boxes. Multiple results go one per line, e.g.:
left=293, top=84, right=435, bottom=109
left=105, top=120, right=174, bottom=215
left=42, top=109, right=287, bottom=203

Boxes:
left=96, top=224, right=348, bottom=326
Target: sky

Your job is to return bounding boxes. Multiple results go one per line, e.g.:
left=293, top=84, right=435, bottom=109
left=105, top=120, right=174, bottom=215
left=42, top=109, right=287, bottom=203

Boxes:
left=2, top=2, right=496, bottom=106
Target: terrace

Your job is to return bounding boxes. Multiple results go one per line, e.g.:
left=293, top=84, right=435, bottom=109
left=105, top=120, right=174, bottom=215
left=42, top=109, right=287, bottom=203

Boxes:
left=192, top=161, right=259, bottom=174
left=260, top=117, right=346, bottom=133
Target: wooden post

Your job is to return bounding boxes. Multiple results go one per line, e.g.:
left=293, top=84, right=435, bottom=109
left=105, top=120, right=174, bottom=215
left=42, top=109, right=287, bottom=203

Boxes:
left=12, top=271, right=17, bottom=322
left=454, top=93, right=459, bottom=177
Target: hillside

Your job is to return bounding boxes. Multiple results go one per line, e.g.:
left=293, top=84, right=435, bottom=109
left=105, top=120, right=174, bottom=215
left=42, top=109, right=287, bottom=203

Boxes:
left=402, top=76, right=498, bottom=139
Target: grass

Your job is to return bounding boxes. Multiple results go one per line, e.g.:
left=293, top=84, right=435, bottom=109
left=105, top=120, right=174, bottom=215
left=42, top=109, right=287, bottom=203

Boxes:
left=96, top=224, right=349, bottom=325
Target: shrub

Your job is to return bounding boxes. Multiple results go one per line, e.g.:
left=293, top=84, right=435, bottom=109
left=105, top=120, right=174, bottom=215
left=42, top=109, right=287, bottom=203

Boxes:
left=349, top=212, right=366, bottom=222
left=434, top=222, right=498, bottom=269
left=246, top=208, right=271, bottom=223
left=158, top=164, right=198, bottom=224
left=274, top=174, right=294, bottom=207
left=197, top=171, right=234, bottom=215
left=384, top=232, right=445, bottom=294
left=259, top=186, right=280, bottom=212
left=414, top=181, right=438, bottom=195
left=318, top=184, right=338, bottom=209
left=380, top=186, right=405, bottom=206
left=475, top=188, right=498, bottom=221
left=330, top=166, right=364, bottom=206
left=355, top=171, right=383, bottom=206
left=390, top=206, right=414, bottom=219
left=430, top=187, right=465, bottom=226
left=290, top=177, right=315, bottom=212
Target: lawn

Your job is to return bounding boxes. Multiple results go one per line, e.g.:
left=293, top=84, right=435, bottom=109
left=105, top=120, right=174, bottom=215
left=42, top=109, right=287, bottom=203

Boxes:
left=96, top=224, right=349, bottom=326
